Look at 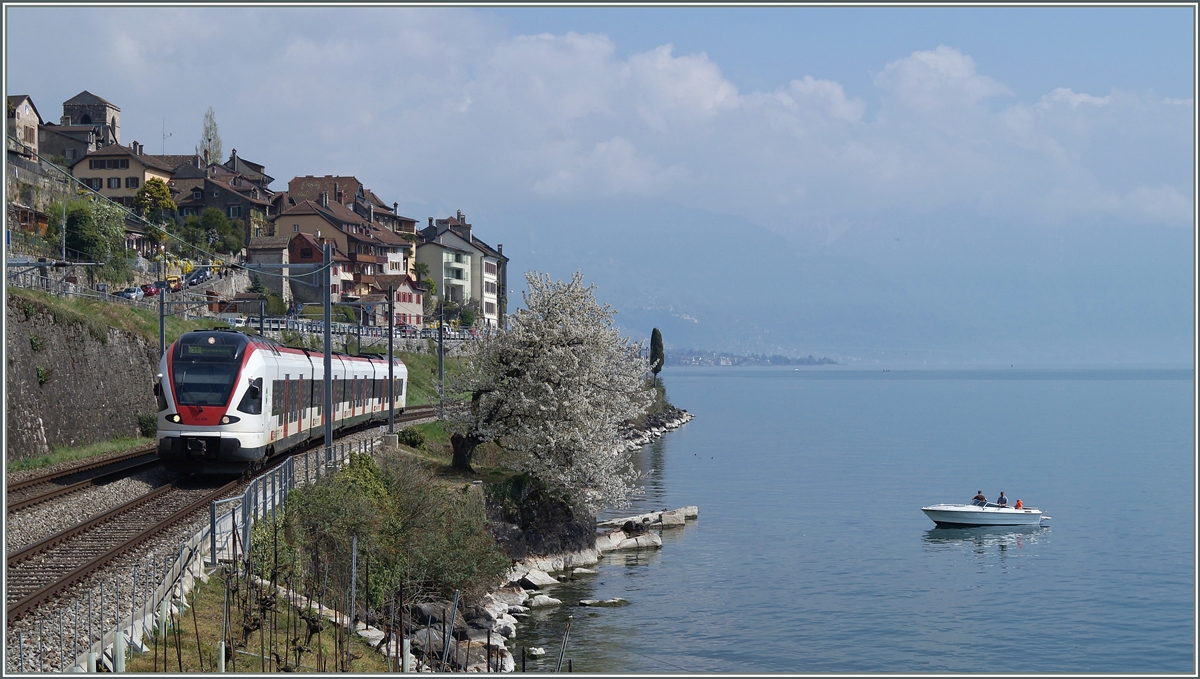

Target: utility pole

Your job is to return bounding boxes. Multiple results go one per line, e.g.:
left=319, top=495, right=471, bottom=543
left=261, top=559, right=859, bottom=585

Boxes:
left=323, top=243, right=334, bottom=453
left=437, top=297, right=444, bottom=419
left=388, top=284, right=394, bottom=434
left=159, top=284, right=165, bottom=358
left=60, top=202, right=65, bottom=261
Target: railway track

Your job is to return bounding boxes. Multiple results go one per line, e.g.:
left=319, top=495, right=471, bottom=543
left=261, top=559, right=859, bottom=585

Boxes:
left=5, top=477, right=240, bottom=624
left=5, top=405, right=439, bottom=625
left=6, top=447, right=161, bottom=512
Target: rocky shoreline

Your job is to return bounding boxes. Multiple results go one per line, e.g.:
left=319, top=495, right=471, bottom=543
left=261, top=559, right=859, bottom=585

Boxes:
left=617, top=405, right=694, bottom=452
left=339, top=407, right=698, bottom=671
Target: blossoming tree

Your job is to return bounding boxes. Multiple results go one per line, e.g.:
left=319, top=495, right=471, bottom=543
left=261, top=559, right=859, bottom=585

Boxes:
left=448, top=271, right=652, bottom=512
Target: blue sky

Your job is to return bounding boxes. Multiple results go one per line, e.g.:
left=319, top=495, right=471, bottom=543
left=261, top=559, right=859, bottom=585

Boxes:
left=5, top=5, right=1195, bottom=364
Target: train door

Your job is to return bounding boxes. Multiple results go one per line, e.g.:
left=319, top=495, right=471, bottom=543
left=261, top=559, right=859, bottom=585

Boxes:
left=283, top=374, right=290, bottom=439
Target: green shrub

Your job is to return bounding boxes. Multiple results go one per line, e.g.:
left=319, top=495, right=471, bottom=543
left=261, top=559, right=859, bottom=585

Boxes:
left=137, top=412, right=157, bottom=438
left=29, top=336, right=42, bottom=351
left=36, top=365, right=50, bottom=385
left=397, top=426, right=426, bottom=449
left=23, top=301, right=35, bottom=320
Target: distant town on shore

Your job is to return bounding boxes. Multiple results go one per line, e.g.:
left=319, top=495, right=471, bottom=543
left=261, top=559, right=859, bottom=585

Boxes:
left=665, top=350, right=837, bottom=367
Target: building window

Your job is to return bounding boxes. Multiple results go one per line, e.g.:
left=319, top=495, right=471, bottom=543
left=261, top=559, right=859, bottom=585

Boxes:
left=125, top=177, right=140, bottom=189
left=484, top=281, right=497, bottom=295
left=485, top=261, right=498, bottom=275
left=300, top=248, right=313, bottom=259
left=293, top=224, right=299, bottom=232
left=107, top=177, right=121, bottom=189
left=192, top=189, right=202, bottom=200
left=212, top=191, right=219, bottom=197
left=331, top=284, right=339, bottom=293
left=65, top=149, right=76, bottom=160
left=485, top=302, right=496, bottom=315
left=228, top=205, right=242, bottom=218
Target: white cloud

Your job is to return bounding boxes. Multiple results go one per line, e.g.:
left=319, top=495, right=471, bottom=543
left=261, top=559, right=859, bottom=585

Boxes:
left=532, top=137, right=686, bottom=197
left=874, top=45, right=1012, bottom=115
left=625, top=45, right=740, bottom=130
left=7, top=9, right=1189, bottom=229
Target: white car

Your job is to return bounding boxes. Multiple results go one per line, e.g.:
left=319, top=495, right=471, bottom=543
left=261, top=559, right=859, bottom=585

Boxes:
left=116, top=286, right=144, bottom=300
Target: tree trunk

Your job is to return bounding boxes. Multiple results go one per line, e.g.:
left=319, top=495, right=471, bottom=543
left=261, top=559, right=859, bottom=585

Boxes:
left=450, top=433, right=481, bottom=471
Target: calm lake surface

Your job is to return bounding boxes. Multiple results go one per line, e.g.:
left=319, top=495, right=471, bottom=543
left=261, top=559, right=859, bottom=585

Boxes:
left=513, top=366, right=1195, bottom=673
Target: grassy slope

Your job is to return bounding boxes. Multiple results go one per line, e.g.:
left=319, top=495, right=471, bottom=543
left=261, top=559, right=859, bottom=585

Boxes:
left=8, top=287, right=225, bottom=346
left=124, top=570, right=390, bottom=673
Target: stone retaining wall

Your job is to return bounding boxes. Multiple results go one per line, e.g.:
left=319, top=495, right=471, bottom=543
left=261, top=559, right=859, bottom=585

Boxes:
left=5, top=294, right=159, bottom=459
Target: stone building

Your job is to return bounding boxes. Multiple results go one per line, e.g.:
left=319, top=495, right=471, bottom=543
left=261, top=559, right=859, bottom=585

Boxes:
left=61, top=90, right=120, bottom=146
left=245, top=236, right=292, bottom=305
left=7, top=95, right=42, bottom=158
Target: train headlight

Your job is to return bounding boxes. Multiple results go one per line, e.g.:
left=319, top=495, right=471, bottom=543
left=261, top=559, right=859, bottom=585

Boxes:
left=169, top=414, right=181, bottom=423
left=221, top=415, right=241, bottom=424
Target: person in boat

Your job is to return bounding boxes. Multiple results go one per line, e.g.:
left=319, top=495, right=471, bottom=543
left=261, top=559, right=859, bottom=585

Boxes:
left=972, top=491, right=988, bottom=506
left=996, top=491, right=1008, bottom=507
left=1014, top=499, right=1023, bottom=509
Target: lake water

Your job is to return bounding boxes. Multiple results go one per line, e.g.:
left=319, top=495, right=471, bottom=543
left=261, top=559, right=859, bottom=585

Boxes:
left=513, top=366, right=1195, bottom=673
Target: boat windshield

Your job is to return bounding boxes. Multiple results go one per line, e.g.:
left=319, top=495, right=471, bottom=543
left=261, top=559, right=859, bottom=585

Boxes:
left=172, top=333, right=247, bottom=407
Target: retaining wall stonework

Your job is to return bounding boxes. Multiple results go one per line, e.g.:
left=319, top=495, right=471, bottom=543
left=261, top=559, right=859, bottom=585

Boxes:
left=5, top=295, right=159, bottom=459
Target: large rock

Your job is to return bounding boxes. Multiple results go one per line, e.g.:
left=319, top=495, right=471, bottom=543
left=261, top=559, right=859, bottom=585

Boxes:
left=578, top=598, right=629, bottom=607
left=527, top=594, right=562, bottom=607
left=519, top=568, right=559, bottom=589
left=595, top=530, right=626, bottom=552
left=408, top=627, right=446, bottom=655
left=659, top=509, right=686, bottom=527
left=487, top=585, right=529, bottom=608
left=614, top=533, right=663, bottom=550
left=409, top=601, right=467, bottom=633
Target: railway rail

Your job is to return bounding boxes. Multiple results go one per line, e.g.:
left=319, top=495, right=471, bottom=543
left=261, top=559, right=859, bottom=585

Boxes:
left=5, top=478, right=239, bottom=624
left=5, top=403, right=439, bottom=625
left=6, top=449, right=163, bottom=513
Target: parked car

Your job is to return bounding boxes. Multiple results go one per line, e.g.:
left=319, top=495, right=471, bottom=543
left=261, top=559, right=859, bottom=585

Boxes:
left=164, top=276, right=183, bottom=292
left=141, top=283, right=159, bottom=297
left=116, top=286, right=144, bottom=300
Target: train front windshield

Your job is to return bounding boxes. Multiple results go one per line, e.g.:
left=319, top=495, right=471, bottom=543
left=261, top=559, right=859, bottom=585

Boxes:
left=172, top=333, right=247, bottom=407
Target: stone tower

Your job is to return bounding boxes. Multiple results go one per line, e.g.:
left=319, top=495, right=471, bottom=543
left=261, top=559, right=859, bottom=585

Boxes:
left=62, top=90, right=120, bottom=146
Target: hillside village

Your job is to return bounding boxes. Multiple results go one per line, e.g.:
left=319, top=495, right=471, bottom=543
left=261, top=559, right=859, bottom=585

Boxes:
left=7, top=90, right=509, bottom=331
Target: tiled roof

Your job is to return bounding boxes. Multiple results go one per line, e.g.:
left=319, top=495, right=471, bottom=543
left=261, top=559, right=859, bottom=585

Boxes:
left=248, top=236, right=292, bottom=250
left=75, top=144, right=175, bottom=172
left=145, top=154, right=202, bottom=171
left=8, top=95, right=42, bottom=123
left=64, top=90, right=119, bottom=110
left=287, top=175, right=363, bottom=204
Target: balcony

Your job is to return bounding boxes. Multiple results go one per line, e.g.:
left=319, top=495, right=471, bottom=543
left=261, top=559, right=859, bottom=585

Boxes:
left=350, top=251, right=386, bottom=265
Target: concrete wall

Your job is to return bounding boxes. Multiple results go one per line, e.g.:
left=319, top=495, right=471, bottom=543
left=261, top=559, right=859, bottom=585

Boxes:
left=5, top=294, right=160, bottom=460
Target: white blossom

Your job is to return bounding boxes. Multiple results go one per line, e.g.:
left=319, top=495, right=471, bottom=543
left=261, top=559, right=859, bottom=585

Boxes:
left=449, top=271, right=652, bottom=512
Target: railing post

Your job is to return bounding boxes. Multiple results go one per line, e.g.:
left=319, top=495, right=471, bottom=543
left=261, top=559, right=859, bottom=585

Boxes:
left=210, top=501, right=218, bottom=566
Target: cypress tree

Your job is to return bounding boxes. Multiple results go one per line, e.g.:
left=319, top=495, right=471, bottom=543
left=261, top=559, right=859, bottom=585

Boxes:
left=649, top=327, right=664, bottom=376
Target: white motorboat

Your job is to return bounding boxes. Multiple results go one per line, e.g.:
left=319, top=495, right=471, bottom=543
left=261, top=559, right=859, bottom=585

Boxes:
left=921, top=503, right=1050, bottom=527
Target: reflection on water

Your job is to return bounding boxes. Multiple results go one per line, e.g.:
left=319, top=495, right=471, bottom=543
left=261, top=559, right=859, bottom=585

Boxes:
left=924, top=525, right=1051, bottom=570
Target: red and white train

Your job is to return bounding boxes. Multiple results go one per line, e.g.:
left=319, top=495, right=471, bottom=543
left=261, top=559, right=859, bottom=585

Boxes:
left=155, top=330, right=407, bottom=474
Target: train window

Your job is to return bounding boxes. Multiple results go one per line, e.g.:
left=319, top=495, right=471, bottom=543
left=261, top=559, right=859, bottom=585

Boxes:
left=155, top=381, right=168, bottom=412
left=237, top=378, right=262, bottom=415
left=398, top=378, right=404, bottom=397
left=272, top=380, right=283, bottom=420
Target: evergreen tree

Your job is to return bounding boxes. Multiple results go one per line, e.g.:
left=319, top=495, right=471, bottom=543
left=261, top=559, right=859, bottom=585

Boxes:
left=195, top=106, right=223, bottom=164
left=650, top=327, right=664, bottom=376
